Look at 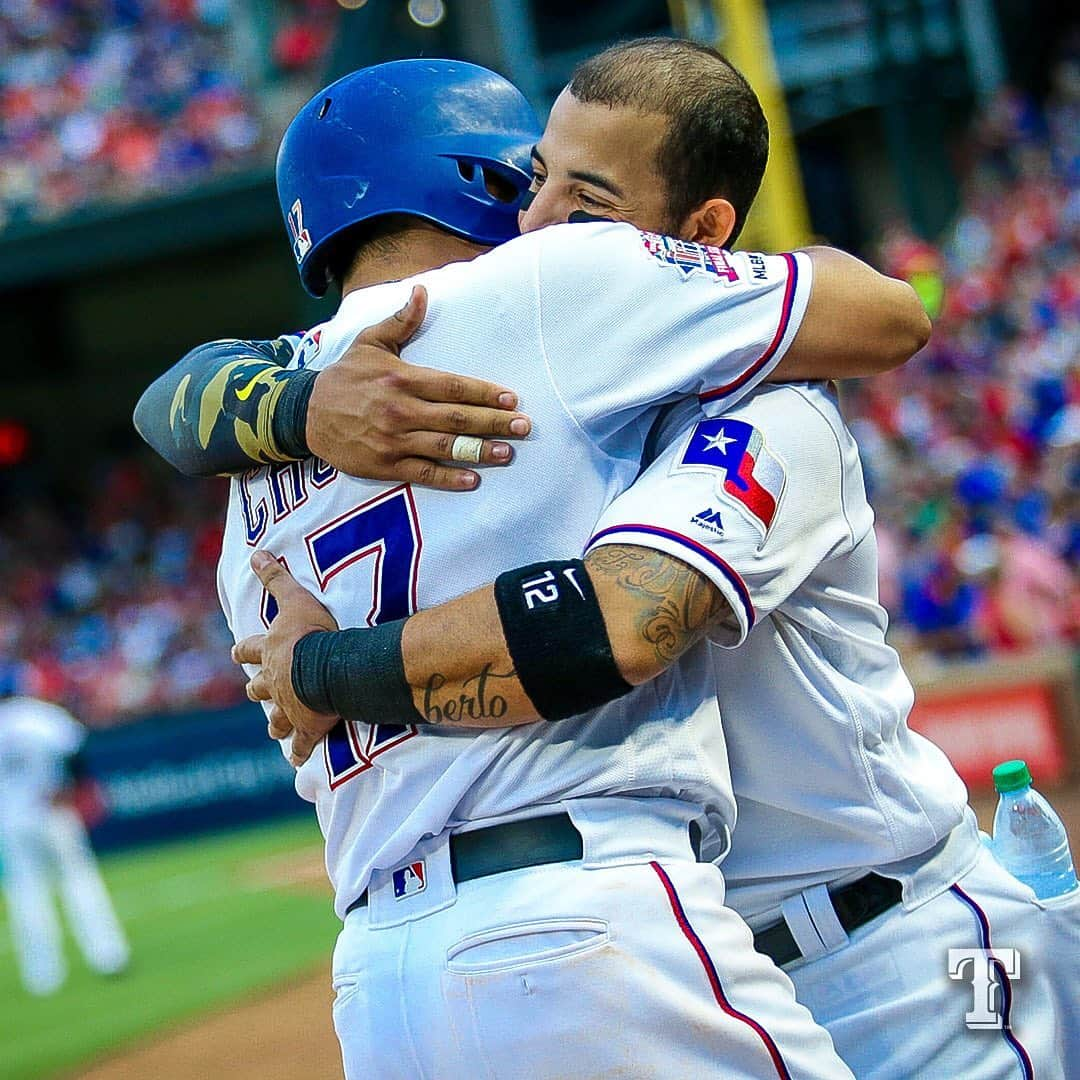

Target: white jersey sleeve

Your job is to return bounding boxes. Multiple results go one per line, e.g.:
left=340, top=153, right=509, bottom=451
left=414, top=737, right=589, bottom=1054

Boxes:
left=534, top=222, right=812, bottom=444
left=586, top=385, right=870, bottom=646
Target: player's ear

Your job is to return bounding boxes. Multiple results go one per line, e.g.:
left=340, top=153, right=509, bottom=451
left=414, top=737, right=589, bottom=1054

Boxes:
left=681, top=198, right=736, bottom=248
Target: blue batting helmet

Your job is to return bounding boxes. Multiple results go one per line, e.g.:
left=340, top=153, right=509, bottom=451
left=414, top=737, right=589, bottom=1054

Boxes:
left=276, top=59, right=541, bottom=297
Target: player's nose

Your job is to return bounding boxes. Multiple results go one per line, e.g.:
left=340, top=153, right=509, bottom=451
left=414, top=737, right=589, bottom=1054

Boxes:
left=518, top=187, right=567, bottom=234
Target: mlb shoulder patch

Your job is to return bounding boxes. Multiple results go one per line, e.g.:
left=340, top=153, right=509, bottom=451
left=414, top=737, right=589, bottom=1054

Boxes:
left=640, top=232, right=740, bottom=284
left=676, top=418, right=786, bottom=537
left=293, top=329, right=322, bottom=369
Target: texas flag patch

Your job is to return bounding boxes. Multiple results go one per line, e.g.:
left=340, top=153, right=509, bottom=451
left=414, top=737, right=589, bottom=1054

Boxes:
left=392, top=860, right=426, bottom=900
left=677, top=418, right=785, bottom=537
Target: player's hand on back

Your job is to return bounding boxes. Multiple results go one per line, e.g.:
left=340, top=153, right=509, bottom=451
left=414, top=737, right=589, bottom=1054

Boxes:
left=233, top=551, right=340, bottom=767
left=307, top=285, right=532, bottom=491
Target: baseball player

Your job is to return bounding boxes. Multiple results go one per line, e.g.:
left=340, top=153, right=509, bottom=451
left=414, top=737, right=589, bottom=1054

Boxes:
left=0, top=693, right=129, bottom=995
left=136, top=54, right=930, bottom=1079
left=234, top=39, right=1076, bottom=1079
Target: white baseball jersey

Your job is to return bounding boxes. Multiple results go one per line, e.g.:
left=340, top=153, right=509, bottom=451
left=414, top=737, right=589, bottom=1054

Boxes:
left=217, top=222, right=813, bottom=917
left=587, top=383, right=971, bottom=920
left=0, top=696, right=85, bottom=826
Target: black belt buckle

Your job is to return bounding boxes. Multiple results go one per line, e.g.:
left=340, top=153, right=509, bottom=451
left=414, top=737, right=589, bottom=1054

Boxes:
left=753, top=873, right=903, bottom=967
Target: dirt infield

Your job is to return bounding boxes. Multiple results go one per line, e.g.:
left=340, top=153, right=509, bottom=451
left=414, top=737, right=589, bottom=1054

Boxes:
left=74, top=787, right=1080, bottom=1080
left=72, top=969, right=341, bottom=1080
left=69, top=844, right=341, bottom=1080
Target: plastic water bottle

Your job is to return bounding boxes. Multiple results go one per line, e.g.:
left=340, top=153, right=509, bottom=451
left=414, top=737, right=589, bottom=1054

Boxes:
left=990, top=760, right=1079, bottom=900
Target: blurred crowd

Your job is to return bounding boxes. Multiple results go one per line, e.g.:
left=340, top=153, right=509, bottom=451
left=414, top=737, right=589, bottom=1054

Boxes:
left=0, top=0, right=336, bottom=228
left=0, top=458, right=240, bottom=725
left=850, top=57, right=1080, bottom=661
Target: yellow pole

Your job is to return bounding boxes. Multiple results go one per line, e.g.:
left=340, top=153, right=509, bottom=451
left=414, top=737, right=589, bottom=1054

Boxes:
left=667, top=0, right=812, bottom=252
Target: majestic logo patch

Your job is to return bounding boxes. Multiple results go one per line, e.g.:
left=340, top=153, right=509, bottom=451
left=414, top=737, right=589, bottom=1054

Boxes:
left=288, top=198, right=312, bottom=263
left=392, top=860, right=426, bottom=900
left=640, top=232, right=740, bottom=284
left=690, top=506, right=725, bottom=536
left=678, top=418, right=785, bottom=536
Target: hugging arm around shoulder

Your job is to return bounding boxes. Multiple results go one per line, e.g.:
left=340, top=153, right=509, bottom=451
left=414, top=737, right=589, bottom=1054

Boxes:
left=770, top=246, right=931, bottom=381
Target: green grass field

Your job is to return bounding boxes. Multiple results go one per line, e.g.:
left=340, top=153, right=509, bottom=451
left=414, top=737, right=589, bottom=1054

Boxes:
left=0, top=817, right=340, bottom=1080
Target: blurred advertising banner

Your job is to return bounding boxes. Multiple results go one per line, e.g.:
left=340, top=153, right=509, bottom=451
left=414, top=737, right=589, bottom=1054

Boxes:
left=908, top=649, right=1079, bottom=793
left=84, top=705, right=305, bottom=851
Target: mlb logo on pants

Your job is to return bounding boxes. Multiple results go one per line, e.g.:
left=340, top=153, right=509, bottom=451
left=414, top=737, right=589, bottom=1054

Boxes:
left=392, top=861, right=426, bottom=900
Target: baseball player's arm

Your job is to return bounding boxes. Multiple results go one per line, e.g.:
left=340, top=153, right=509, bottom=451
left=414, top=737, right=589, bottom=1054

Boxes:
left=533, top=224, right=927, bottom=443
left=588, top=385, right=862, bottom=649
left=236, top=544, right=727, bottom=761
left=133, top=289, right=530, bottom=490
left=401, top=543, right=727, bottom=704
left=775, top=246, right=930, bottom=380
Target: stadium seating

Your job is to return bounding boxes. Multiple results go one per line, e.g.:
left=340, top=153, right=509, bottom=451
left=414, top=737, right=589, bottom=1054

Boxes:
left=846, top=63, right=1079, bottom=658
left=0, top=457, right=240, bottom=725
left=0, top=0, right=336, bottom=228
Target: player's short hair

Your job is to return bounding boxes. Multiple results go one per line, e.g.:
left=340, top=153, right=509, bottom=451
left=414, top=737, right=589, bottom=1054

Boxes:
left=325, top=215, right=411, bottom=290
left=569, top=37, right=768, bottom=244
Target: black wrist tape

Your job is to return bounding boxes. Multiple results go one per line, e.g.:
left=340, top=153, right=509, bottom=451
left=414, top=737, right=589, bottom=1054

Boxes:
left=291, top=621, right=421, bottom=726
left=494, top=559, right=633, bottom=721
left=272, top=369, right=319, bottom=459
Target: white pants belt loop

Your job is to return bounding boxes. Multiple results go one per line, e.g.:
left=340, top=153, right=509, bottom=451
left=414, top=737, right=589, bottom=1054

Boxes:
left=780, top=883, right=850, bottom=962
left=563, top=795, right=702, bottom=869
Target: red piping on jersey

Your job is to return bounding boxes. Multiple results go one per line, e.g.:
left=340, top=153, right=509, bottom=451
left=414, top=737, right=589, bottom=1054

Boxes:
left=950, top=885, right=1034, bottom=1079
left=699, top=252, right=799, bottom=404
left=649, top=862, right=792, bottom=1080
left=586, top=524, right=755, bottom=631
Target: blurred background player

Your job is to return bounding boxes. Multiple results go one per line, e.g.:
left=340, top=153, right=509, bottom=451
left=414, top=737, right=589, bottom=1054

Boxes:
left=0, top=688, right=129, bottom=996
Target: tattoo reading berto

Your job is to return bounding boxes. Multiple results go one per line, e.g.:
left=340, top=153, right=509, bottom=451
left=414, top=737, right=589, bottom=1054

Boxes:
left=423, top=664, right=516, bottom=724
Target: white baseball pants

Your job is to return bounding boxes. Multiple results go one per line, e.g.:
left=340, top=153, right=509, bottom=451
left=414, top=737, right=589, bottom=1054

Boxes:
left=331, top=799, right=852, bottom=1080
left=787, top=843, right=1078, bottom=1079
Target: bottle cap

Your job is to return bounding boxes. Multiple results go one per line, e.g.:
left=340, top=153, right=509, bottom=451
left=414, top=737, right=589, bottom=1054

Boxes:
left=993, top=760, right=1032, bottom=794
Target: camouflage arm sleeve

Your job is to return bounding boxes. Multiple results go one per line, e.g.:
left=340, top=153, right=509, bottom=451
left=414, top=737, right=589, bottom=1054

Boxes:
left=133, top=336, right=318, bottom=477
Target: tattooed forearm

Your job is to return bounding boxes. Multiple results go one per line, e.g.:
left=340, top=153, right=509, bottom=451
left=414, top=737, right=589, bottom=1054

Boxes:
left=585, top=544, right=730, bottom=671
left=421, top=664, right=517, bottom=725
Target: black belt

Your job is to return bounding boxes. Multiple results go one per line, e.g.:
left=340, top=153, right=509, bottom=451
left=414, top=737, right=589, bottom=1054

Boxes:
left=753, top=872, right=903, bottom=967
left=346, top=813, right=584, bottom=914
